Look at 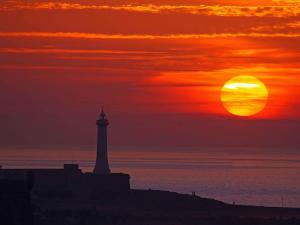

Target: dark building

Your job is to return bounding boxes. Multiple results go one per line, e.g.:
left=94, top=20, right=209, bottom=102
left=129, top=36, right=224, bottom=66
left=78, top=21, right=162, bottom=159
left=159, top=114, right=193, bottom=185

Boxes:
left=0, top=179, right=33, bottom=225
left=0, top=110, right=130, bottom=199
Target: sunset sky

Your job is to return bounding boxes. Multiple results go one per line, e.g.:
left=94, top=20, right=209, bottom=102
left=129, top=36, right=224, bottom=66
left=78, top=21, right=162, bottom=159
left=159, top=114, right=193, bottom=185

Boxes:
left=0, top=0, right=300, bottom=149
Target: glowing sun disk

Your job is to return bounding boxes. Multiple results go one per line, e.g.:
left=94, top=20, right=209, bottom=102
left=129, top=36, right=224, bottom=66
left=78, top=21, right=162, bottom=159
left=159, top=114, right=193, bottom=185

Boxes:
left=221, top=76, right=268, bottom=117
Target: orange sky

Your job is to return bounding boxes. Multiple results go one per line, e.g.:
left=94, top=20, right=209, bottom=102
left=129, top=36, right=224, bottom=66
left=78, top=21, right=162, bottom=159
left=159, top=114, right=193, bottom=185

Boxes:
left=0, top=0, right=299, bottom=148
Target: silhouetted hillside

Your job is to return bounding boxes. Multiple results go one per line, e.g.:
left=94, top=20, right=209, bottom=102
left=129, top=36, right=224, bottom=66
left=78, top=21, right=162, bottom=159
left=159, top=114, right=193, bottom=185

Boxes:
left=36, top=189, right=300, bottom=225
left=111, top=189, right=226, bottom=210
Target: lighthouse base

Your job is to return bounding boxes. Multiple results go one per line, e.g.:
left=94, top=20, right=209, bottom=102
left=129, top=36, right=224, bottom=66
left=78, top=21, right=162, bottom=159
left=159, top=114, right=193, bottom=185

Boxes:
left=93, top=164, right=111, bottom=175
left=0, top=164, right=130, bottom=199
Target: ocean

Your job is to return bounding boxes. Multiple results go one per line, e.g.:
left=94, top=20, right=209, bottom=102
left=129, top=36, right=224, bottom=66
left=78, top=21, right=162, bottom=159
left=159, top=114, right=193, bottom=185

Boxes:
left=0, top=147, right=299, bottom=208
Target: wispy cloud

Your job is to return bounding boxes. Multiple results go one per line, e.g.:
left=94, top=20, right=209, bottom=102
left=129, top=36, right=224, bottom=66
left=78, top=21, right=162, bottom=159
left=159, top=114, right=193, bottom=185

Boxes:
left=1, top=2, right=300, bottom=18
left=1, top=31, right=300, bottom=39
left=0, top=48, right=160, bottom=55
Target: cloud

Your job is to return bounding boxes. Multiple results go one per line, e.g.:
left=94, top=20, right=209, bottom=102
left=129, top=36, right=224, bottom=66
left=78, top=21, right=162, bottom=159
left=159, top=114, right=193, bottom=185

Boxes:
left=1, top=2, right=299, bottom=36
left=1, top=34, right=300, bottom=75
left=1, top=2, right=300, bottom=18
left=2, top=31, right=300, bottom=40
left=0, top=48, right=160, bottom=55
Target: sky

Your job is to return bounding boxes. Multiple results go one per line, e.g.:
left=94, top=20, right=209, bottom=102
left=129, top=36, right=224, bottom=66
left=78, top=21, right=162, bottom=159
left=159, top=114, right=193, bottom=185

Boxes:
left=0, top=0, right=300, bottom=149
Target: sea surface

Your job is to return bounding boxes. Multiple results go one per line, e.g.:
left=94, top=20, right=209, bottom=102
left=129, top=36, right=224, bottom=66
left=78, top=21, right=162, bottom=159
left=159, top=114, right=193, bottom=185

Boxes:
left=0, top=147, right=299, bottom=208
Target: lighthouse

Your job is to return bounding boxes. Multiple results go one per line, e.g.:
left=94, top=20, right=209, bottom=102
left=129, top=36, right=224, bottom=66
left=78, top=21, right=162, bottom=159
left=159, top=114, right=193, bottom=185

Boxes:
left=94, top=109, right=111, bottom=174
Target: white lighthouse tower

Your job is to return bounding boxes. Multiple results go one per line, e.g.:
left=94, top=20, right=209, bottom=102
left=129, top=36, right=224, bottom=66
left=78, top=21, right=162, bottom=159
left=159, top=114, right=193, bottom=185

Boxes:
left=94, top=109, right=111, bottom=174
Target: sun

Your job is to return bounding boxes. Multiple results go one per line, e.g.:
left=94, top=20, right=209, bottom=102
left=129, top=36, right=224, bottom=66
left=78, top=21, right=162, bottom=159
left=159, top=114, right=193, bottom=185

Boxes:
left=221, top=76, right=269, bottom=117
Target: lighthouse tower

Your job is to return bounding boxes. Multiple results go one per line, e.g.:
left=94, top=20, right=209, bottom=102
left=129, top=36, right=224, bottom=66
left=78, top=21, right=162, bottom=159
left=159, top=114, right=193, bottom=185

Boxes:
left=94, top=109, right=111, bottom=174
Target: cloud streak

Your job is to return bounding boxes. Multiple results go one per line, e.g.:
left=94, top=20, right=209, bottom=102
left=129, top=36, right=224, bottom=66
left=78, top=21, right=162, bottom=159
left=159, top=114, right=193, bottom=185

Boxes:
left=1, top=2, right=300, bottom=18
left=1, top=32, right=300, bottom=39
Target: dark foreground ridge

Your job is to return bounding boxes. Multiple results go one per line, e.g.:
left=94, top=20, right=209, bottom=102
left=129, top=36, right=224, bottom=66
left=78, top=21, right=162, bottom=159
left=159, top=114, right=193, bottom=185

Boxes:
left=35, top=189, right=300, bottom=225
left=1, top=174, right=300, bottom=225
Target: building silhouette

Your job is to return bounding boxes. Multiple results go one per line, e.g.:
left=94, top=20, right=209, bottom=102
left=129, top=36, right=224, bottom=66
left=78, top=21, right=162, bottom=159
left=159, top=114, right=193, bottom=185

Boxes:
left=0, top=178, right=33, bottom=225
left=0, top=110, right=130, bottom=199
